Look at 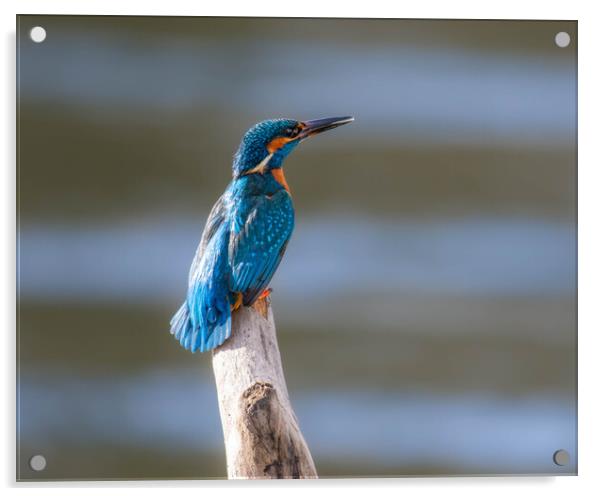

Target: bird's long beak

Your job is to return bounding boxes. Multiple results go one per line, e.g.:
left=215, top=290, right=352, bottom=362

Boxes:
left=298, top=116, right=354, bottom=140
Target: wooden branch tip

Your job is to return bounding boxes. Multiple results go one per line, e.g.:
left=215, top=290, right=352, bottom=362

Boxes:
left=212, top=302, right=317, bottom=479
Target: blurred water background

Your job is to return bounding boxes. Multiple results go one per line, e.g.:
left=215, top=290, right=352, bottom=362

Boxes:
left=17, top=16, right=577, bottom=479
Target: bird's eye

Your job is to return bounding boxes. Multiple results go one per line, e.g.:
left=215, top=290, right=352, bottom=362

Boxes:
left=285, top=127, right=300, bottom=138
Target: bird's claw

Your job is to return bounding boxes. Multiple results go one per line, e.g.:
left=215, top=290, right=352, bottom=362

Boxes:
left=258, top=288, right=273, bottom=300
left=230, top=292, right=243, bottom=312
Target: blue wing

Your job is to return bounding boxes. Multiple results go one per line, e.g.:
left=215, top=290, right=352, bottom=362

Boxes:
left=170, top=195, right=232, bottom=352
left=187, top=195, right=227, bottom=285
left=228, top=189, right=294, bottom=305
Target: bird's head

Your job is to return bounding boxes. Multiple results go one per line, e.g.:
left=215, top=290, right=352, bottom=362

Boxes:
left=232, top=116, right=354, bottom=178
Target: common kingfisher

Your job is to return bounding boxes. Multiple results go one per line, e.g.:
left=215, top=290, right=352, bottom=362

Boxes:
left=170, top=116, right=354, bottom=352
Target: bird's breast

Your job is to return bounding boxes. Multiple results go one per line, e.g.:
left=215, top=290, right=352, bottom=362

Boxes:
left=271, top=168, right=290, bottom=194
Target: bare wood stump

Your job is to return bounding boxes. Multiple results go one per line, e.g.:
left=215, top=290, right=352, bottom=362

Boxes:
left=211, top=299, right=318, bottom=479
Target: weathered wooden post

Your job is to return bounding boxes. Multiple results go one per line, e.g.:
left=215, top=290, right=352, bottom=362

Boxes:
left=211, top=299, right=318, bottom=479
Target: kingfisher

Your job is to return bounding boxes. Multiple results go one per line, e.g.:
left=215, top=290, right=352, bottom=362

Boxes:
left=170, top=116, right=354, bottom=352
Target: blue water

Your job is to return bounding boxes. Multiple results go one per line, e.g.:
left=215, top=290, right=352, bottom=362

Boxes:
left=18, top=369, right=576, bottom=474
left=18, top=216, right=575, bottom=302
left=20, top=34, right=575, bottom=147
left=17, top=21, right=577, bottom=478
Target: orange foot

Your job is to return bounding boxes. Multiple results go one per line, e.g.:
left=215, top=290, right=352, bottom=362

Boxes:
left=230, top=292, right=243, bottom=312
left=252, top=288, right=272, bottom=319
left=258, top=288, right=273, bottom=300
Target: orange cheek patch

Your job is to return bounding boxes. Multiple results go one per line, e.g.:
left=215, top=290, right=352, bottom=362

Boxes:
left=272, top=168, right=291, bottom=193
left=267, top=137, right=293, bottom=153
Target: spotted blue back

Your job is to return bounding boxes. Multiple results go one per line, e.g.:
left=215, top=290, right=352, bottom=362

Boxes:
left=229, top=187, right=294, bottom=305
left=169, top=173, right=294, bottom=352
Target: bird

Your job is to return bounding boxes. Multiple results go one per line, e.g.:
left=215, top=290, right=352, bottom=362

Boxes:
left=170, top=116, right=354, bottom=353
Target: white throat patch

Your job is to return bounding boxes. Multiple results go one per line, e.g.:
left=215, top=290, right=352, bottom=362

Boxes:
left=245, top=153, right=274, bottom=175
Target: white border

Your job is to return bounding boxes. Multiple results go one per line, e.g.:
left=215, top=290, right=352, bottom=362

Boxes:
left=3, top=1, right=600, bottom=495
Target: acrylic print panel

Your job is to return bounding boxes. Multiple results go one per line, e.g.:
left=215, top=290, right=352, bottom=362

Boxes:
left=16, top=16, right=577, bottom=480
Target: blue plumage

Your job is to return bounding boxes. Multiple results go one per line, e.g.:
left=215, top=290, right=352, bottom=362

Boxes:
left=170, top=116, right=353, bottom=352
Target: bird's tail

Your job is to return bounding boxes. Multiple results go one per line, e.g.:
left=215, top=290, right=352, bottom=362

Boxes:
left=169, top=302, right=194, bottom=348
left=169, top=288, right=232, bottom=353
